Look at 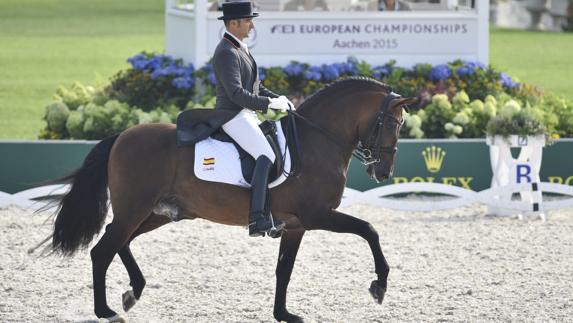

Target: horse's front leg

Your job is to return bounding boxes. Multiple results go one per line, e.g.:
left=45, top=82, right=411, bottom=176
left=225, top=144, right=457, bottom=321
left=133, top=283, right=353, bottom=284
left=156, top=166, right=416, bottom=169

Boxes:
left=274, top=229, right=305, bottom=323
left=304, top=209, right=389, bottom=304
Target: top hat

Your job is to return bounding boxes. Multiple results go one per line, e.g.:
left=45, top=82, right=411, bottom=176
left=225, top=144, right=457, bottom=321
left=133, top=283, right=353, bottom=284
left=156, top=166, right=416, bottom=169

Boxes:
left=217, top=1, right=259, bottom=20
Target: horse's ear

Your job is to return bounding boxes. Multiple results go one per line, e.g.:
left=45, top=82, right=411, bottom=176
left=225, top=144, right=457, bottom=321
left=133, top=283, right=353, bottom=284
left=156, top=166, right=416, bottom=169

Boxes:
left=392, top=97, right=418, bottom=112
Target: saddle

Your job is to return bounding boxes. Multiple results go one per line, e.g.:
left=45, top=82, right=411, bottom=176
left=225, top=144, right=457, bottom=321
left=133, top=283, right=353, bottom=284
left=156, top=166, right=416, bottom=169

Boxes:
left=210, top=120, right=284, bottom=184
left=176, top=109, right=301, bottom=186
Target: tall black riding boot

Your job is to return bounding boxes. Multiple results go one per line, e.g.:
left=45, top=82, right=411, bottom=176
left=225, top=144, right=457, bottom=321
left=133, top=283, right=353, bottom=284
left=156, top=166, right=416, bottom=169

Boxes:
left=249, top=156, right=285, bottom=237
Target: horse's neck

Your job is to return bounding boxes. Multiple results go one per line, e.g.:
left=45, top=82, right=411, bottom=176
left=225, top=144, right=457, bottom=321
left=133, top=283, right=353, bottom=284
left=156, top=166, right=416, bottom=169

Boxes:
left=297, top=95, right=369, bottom=166
left=299, top=94, right=370, bottom=149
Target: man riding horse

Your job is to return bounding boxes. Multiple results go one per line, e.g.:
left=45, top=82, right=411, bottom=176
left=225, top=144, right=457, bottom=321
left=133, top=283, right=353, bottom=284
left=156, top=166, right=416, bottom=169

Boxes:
left=212, top=1, right=293, bottom=237
left=47, top=2, right=418, bottom=321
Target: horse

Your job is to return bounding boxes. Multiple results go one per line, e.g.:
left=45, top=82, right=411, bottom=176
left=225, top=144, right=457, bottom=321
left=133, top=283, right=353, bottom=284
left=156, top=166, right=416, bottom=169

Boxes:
left=49, top=77, right=415, bottom=322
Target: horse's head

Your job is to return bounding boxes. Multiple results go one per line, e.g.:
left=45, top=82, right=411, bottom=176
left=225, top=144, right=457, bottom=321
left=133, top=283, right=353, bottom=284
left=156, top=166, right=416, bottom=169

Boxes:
left=357, top=94, right=417, bottom=182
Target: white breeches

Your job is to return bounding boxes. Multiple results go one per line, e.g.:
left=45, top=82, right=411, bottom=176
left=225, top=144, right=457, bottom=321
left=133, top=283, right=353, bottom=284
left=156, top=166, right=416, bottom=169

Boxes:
left=221, top=109, right=276, bottom=163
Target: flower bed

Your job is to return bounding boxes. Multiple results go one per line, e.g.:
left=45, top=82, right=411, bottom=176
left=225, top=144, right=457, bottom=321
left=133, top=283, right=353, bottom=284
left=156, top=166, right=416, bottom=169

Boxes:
left=40, top=52, right=573, bottom=140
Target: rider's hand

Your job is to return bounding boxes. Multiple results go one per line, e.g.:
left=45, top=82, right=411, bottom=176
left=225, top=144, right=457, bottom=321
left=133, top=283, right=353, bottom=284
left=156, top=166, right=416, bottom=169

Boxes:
left=285, top=97, right=295, bottom=110
left=268, top=96, right=290, bottom=112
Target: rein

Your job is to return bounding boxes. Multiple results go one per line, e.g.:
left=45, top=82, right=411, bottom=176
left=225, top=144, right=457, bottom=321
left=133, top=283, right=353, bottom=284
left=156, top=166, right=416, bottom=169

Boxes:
left=288, top=110, right=355, bottom=150
left=289, top=92, right=404, bottom=166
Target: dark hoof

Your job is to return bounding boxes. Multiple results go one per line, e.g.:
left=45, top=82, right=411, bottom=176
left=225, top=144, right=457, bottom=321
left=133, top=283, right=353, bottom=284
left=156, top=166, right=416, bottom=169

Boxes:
left=274, top=310, right=304, bottom=323
left=277, top=314, right=304, bottom=323
left=369, top=280, right=386, bottom=304
left=102, top=314, right=127, bottom=323
left=122, top=290, right=137, bottom=312
left=95, top=306, right=118, bottom=320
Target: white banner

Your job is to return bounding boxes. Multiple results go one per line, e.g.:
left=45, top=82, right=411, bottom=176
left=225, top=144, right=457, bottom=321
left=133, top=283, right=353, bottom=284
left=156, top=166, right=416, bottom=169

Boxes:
left=166, top=1, right=489, bottom=68
left=207, top=18, right=478, bottom=55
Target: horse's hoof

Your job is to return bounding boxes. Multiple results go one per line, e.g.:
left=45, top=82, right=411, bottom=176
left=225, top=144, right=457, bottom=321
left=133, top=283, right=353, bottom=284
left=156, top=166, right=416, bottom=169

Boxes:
left=99, top=314, right=127, bottom=323
left=369, top=280, right=386, bottom=304
left=275, top=312, right=304, bottom=323
left=122, top=290, right=137, bottom=312
left=290, top=317, right=304, bottom=323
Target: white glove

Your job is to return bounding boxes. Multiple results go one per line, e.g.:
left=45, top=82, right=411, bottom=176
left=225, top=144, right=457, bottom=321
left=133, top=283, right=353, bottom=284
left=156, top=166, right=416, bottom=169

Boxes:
left=278, top=95, right=295, bottom=110
left=285, top=97, right=295, bottom=110
left=268, top=96, right=292, bottom=112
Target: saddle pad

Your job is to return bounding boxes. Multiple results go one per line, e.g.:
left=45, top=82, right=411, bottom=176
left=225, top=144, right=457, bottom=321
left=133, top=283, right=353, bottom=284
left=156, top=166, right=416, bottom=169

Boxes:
left=194, top=120, right=291, bottom=188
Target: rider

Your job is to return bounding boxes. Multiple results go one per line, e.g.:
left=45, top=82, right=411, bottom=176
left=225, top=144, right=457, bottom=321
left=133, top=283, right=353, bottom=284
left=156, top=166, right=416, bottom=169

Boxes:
left=213, top=1, right=291, bottom=237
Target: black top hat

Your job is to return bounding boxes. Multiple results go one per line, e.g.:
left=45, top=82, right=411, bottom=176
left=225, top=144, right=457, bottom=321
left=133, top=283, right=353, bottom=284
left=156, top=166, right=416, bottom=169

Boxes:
left=218, top=1, right=259, bottom=20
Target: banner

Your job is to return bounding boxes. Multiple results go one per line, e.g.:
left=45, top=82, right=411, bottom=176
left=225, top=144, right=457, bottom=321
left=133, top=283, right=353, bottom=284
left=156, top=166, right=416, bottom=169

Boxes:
left=1, top=139, right=572, bottom=194
left=206, top=18, right=478, bottom=56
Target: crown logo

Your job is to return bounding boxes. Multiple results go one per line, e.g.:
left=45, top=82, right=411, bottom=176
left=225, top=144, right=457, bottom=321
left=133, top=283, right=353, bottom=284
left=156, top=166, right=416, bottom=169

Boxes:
left=422, top=146, right=446, bottom=173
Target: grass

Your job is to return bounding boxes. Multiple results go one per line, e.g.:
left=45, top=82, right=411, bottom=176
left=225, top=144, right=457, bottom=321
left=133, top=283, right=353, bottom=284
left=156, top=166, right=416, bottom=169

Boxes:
left=0, top=0, right=164, bottom=139
left=489, top=28, right=573, bottom=102
left=0, top=4, right=572, bottom=139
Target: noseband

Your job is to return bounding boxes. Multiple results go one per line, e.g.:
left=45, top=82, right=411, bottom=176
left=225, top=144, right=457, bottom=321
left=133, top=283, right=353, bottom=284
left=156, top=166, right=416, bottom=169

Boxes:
left=352, top=92, right=404, bottom=165
left=290, top=92, right=404, bottom=166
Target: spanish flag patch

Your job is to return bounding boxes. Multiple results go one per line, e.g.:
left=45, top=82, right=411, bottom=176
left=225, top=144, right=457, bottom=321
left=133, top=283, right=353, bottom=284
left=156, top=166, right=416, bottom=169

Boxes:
left=203, top=157, right=215, bottom=166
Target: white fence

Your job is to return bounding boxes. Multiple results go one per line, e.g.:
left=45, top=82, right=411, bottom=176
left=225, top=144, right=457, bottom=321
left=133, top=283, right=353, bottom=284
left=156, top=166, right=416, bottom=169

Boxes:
left=2, top=183, right=573, bottom=218
left=341, top=182, right=573, bottom=213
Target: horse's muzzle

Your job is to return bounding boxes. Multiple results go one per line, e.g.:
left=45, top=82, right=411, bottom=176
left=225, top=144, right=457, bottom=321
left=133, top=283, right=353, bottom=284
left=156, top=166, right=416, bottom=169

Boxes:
left=367, top=164, right=389, bottom=183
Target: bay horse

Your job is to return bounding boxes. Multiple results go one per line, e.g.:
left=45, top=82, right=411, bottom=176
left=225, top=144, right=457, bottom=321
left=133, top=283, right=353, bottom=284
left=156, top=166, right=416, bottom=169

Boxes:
left=49, top=77, right=415, bottom=322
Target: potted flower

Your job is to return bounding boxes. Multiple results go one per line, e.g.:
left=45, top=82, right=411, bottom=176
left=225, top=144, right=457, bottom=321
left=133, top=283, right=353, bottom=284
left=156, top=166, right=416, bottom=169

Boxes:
left=485, top=99, right=547, bottom=147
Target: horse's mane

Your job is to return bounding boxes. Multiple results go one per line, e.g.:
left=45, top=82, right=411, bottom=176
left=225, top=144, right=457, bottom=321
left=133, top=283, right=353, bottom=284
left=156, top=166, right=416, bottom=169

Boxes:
left=297, top=77, right=393, bottom=112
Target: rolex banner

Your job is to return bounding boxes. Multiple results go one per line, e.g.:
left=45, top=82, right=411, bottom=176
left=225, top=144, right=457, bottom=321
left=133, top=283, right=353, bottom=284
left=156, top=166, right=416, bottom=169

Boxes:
left=346, top=139, right=573, bottom=192
left=1, top=139, right=573, bottom=194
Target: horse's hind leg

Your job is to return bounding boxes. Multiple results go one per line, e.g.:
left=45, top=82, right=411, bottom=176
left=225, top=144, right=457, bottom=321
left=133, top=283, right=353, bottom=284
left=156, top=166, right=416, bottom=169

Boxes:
left=118, top=214, right=171, bottom=312
left=118, top=245, right=144, bottom=313
left=303, top=209, right=389, bottom=304
left=90, top=206, right=153, bottom=320
left=90, top=221, right=135, bottom=320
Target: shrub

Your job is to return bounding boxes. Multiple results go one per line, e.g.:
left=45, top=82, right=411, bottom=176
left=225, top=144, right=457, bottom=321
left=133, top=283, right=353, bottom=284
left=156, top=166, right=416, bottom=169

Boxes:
left=44, top=101, right=70, bottom=135
left=107, top=52, right=195, bottom=111
left=54, top=81, right=95, bottom=110
left=486, top=110, right=547, bottom=138
left=40, top=53, right=573, bottom=140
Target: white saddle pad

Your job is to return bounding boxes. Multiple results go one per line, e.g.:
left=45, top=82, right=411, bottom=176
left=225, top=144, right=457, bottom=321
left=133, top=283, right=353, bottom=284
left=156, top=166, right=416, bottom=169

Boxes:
left=194, top=121, right=291, bottom=188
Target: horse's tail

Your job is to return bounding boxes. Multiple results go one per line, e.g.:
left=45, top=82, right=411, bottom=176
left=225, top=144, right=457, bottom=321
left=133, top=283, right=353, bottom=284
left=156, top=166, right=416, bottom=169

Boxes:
left=50, top=134, right=120, bottom=256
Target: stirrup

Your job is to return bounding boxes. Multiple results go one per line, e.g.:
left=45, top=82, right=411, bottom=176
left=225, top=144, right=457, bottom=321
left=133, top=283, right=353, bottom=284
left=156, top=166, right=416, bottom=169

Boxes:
left=267, top=215, right=285, bottom=238
left=248, top=213, right=284, bottom=238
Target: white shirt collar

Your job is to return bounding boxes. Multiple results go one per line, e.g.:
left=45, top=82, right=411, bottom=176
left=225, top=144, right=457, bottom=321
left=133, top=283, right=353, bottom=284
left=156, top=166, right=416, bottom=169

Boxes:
left=225, top=31, right=249, bottom=53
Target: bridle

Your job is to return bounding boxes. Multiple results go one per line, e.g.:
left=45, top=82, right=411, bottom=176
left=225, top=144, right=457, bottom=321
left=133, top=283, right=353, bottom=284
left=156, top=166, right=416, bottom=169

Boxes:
left=353, top=92, right=404, bottom=165
left=289, top=92, right=405, bottom=166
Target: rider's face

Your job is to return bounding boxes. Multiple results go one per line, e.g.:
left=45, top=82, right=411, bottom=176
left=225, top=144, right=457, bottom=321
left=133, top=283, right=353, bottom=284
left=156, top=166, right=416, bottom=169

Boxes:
left=232, top=18, right=254, bottom=40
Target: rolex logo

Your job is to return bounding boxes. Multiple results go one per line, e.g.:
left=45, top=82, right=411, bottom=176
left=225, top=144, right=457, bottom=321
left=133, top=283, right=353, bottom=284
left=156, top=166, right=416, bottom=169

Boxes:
left=422, top=146, right=446, bottom=173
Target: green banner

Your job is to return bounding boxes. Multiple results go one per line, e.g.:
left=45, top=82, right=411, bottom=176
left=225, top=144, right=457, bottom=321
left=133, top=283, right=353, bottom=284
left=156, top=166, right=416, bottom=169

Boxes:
left=0, top=141, right=96, bottom=194
left=1, top=139, right=572, bottom=194
left=346, top=139, right=573, bottom=191
left=348, top=139, right=490, bottom=191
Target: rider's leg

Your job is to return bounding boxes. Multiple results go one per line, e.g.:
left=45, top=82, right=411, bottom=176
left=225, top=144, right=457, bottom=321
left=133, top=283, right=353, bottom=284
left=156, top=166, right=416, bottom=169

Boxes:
left=222, top=109, right=284, bottom=237
left=248, top=154, right=285, bottom=236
